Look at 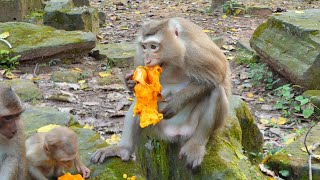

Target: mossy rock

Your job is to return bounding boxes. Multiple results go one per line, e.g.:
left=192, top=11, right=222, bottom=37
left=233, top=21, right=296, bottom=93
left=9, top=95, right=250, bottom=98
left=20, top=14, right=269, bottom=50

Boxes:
left=250, top=9, right=320, bottom=89
left=0, top=22, right=96, bottom=61
left=137, top=96, right=265, bottom=179
left=93, top=43, right=135, bottom=68
left=22, top=106, right=145, bottom=179
left=22, top=106, right=75, bottom=137
left=0, top=79, right=43, bottom=102
left=51, top=70, right=81, bottom=83
left=267, top=123, right=320, bottom=179
left=72, top=128, right=145, bottom=179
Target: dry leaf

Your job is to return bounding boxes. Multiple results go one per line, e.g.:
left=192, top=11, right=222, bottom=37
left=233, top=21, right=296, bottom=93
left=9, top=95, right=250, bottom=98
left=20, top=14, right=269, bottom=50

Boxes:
left=105, top=134, right=121, bottom=145
left=295, top=10, right=305, bottom=14
left=221, top=14, right=227, bottom=19
left=134, top=11, right=141, bottom=14
left=128, top=98, right=134, bottom=101
left=78, top=80, right=86, bottom=84
left=83, top=124, right=94, bottom=130
left=285, top=137, right=295, bottom=145
left=258, top=97, right=265, bottom=102
left=203, top=29, right=211, bottom=33
left=99, top=72, right=111, bottom=78
left=301, top=145, right=312, bottom=152
left=72, top=68, right=82, bottom=72
left=0, top=31, right=10, bottom=39
left=246, top=93, right=254, bottom=98
left=260, top=118, right=270, bottom=125
left=37, top=124, right=61, bottom=133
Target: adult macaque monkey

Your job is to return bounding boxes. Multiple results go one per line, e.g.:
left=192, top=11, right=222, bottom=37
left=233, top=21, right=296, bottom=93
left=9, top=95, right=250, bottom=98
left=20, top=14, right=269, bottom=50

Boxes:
left=0, top=86, right=27, bottom=180
left=26, top=126, right=90, bottom=179
left=91, top=17, right=231, bottom=168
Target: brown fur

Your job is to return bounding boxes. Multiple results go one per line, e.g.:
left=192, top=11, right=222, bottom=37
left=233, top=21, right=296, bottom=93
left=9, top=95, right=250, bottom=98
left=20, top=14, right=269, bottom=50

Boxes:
left=91, top=17, right=231, bottom=169
left=0, top=86, right=27, bottom=180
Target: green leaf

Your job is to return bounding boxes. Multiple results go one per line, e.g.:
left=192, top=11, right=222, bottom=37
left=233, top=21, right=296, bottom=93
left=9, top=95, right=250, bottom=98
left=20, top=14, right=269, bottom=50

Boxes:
left=279, top=170, right=290, bottom=177
left=274, top=102, right=283, bottom=109
left=303, top=108, right=314, bottom=118
left=295, top=95, right=304, bottom=101
left=300, top=99, right=309, bottom=106
left=293, top=103, right=300, bottom=112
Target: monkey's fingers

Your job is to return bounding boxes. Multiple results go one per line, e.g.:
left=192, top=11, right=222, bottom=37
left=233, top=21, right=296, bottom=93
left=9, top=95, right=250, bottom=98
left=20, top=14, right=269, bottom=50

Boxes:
left=161, top=106, right=176, bottom=119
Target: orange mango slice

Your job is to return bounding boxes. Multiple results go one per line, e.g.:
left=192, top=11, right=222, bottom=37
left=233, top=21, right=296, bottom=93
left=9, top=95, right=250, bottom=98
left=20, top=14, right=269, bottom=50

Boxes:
left=133, top=65, right=163, bottom=128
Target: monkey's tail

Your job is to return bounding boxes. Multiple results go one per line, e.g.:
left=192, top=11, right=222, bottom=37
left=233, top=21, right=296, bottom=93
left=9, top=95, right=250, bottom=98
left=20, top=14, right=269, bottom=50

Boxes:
left=213, top=85, right=229, bottom=131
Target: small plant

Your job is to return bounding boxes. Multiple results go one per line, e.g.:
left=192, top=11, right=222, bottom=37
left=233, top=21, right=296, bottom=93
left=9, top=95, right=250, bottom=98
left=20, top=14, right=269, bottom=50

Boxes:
left=223, top=0, right=244, bottom=15
left=249, top=63, right=274, bottom=89
left=274, top=84, right=315, bottom=118
left=26, top=9, right=44, bottom=21
left=234, top=50, right=256, bottom=65
left=0, top=50, right=20, bottom=71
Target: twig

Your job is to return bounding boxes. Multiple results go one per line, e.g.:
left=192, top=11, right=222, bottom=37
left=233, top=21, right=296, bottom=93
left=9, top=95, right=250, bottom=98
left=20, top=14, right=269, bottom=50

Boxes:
left=303, top=124, right=316, bottom=180
left=0, top=38, right=12, bottom=48
left=33, top=63, right=39, bottom=77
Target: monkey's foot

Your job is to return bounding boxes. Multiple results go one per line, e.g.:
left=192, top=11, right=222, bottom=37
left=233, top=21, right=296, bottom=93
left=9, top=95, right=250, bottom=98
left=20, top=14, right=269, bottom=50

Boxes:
left=179, top=143, right=206, bottom=169
left=90, top=145, right=131, bottom=164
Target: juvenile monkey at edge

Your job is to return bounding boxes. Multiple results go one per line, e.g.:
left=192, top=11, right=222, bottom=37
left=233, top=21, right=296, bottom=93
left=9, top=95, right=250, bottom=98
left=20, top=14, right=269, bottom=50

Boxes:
left=91, top=17, right=231, bottom=169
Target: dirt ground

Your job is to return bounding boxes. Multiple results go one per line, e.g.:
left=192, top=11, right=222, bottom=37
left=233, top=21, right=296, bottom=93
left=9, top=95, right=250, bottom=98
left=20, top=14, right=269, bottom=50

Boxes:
left=13, top=0, right=320, bottom=156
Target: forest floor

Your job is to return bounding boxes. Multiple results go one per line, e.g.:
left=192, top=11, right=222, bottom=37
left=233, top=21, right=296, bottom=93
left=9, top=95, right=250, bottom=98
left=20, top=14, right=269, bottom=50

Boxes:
left=14, top=0, right=320, bottom=158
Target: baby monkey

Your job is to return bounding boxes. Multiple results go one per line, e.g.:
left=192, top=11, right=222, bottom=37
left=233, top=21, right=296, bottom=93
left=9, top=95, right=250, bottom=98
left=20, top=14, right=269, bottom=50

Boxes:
left=26, top=126, right=90, bottom=179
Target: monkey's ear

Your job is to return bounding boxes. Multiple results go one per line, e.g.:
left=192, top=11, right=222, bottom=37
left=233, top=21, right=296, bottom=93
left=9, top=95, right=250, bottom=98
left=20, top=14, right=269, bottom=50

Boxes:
left=168, top=18, right=181, bottom=37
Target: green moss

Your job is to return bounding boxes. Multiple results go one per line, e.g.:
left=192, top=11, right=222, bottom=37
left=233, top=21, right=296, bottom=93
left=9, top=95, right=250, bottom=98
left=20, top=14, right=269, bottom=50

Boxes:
left=235, top=102, right=263, bottom=163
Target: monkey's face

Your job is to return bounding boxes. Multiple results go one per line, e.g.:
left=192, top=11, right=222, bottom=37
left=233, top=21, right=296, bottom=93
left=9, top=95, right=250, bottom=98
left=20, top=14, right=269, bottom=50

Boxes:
left=0, top=114, right=20, bottom=139
left=140, top=40, right=161, bottom=67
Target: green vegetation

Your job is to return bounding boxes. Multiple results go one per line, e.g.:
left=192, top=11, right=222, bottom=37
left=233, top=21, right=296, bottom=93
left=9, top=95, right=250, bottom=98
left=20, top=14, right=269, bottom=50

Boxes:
left=0, top=50, right=20, bottom=71
left=223, top=0, right=244, bottom=15
left=26, top=9, right=44, bottom=21
left=273, top=84, right=315, bottom=118
left=235, top=50, right=274, bottom=90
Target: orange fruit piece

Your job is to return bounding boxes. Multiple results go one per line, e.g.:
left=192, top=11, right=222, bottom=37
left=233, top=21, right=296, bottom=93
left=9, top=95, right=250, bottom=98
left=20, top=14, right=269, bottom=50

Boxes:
left=58, top=173, right=84, bottom=180
left=133, top=65, right=163, bottom=128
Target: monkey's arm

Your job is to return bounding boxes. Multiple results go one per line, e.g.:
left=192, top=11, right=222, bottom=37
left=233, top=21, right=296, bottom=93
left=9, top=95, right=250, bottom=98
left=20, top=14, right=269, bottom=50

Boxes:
left=91, top=102, right=141, bottom=163
left=28, top=165, right=48, bottom=180
left=74, top=153, right=90, bottom=178
left=161, top=81, right=212, bottom=118
left=0, top=155, right=18, bottom=179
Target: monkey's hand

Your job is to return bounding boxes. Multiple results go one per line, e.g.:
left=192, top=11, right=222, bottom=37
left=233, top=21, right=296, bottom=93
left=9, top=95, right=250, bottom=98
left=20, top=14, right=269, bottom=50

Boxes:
left=76, top=164, right=90, bottom=178
left=90, top=145, right=131, bottom=164
left=0, top=155, right=18, bottom=179
left=124, top=70, right=135, bottom=92
left=179, top=141, right=206, bottom=169
left=160, top=97, right=181, bottom=119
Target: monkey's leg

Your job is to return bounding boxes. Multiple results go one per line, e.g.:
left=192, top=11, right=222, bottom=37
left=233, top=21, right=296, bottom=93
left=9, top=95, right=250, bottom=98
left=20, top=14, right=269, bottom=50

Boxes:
left=161, top=81, right=212, bottom=119
left=179, top=86, right=229, bottom=169
left=0, top=155, right=18, bottom=180
left=91, top=102, right=141, bottom=163
left=28, top=165, right=48, bottom=180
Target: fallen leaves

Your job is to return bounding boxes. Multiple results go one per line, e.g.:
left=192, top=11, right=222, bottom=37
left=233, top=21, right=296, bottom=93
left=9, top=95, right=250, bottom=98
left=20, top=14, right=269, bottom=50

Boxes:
left=0, top=31, right=10, bottom=39
left=37, top=124, right=61, bottom=133
left=105, top=134, right=121, bottom=145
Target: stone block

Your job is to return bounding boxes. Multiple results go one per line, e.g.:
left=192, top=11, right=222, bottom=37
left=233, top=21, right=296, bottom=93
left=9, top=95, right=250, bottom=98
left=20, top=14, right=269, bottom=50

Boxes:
left=0, top=0, right=43, bottom=22
left=250, top=9, right=320, bottom=89
left=44, top=0, right=99, bottom=34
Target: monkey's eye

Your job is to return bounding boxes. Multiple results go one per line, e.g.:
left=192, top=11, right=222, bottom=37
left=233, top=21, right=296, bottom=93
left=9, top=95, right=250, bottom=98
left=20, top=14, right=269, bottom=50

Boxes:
left=151, top=44, right=157, bottom=50
left=141, top=44, right=147, bottom=50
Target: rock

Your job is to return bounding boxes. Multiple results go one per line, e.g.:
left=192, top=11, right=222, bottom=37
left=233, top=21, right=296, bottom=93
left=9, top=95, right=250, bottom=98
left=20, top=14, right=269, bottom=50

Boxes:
left=0, top=0, right=42, bottom=22
left=44, top=0, right=99, bottom=34
left=250, top=9, right=320, bottom=89
left=51, top=71, right=81, bottom=83
left=22, top=106, right=75, bottom=137
left=303, top=90, right=320, bottom=114
left=212, top=36, right=225, bottom=48
left=72, top=0, right=89, bottom=7
left=0, top=22, right=96, bottom=61
left=210, top=0, right=228, bottom=11
left=93, top=43, right=135, bottom=68
left=137, top=96, right=265, bottom=179
left=98, top=11, right=106, bottom=27
left=22, top=106, right=145, bottom=179
left=0, top=79, right=43, bottom=102
left=267, top=122, right=320, bottom=179
left=246, top=6, right=273, bottom=17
